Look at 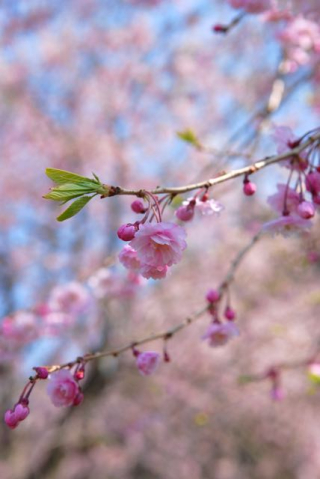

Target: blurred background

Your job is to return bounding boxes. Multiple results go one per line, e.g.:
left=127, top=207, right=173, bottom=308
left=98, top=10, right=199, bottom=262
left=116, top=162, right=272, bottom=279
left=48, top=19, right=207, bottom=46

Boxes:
left=1, top=1, right=320, bottom=478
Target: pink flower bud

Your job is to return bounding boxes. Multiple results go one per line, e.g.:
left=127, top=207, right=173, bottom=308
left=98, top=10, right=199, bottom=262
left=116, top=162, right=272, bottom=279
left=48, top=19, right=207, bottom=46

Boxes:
left=136, top=351, right=161, bottom=376
left=73, top=392, right=84, bottom=406
left=175, top=204, right=195, bottom=222
left=35, top=367, right=49, bottom=379
left=212, top=24, right=227, bottom=33
left=74, top=368, right=85, bottom=380
left=224, top=306, right=236, bottom=320
left=297, top=201, right=315, bottom=219
left=206, top=289, right=220, bottom=303
left=243, top=181, right=256, bottom=196
left=4, top=409, right=19, bottom=429
left=131, top=200, right=145, bottom=213
left=117, top=224, right=137, bottom=241
left=14, top=403, right=30, bottom=421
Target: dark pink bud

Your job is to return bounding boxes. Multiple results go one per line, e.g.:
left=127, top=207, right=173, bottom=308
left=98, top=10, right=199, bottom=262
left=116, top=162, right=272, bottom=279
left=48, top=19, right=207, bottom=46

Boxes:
left=212, top=24, right=227, bottom=33
left=306, top=172, right=320, bottom=195
left=175, top=205, right=195, bottom=222
left=297, top=201, right=315, bottom=219
left=74, top=368, right=85, bottom=380
left=117, top=224, right=136, bottom=241
left=73, top=392, right=84, bottom=406
left=224, top=306, right=236, bottom=321
left=131, top=200, right=145, bottom=214
left=4, top=409, right=19, bottom=429
left=243, top=181, right=256, bottom=196
left=35, top=367, right=49, bottom=379
left=14, top=403, right=30, bottom=421
left=206, top=289, right=220, bottom=303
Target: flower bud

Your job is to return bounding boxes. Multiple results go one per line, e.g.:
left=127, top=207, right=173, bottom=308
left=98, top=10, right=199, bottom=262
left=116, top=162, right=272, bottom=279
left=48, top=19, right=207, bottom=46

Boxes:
left=131, top=200, right=145, bottom=214
left=224, top=306, right=236, bottom=321
left=34, top=367, right=49, bottom=379
left=175, top=205, right=195, bottom=222
left=117, top=224, right=136, bottom=241
left=206, top=289, right=220, bottom=303
left=243, top=181, right=256, bottom=196
left=297, top=201, right=315, bottom=219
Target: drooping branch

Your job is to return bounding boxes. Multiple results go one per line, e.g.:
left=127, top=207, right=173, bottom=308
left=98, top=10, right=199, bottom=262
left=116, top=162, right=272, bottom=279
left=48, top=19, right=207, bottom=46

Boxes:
left=103, top=130, right=320, bottom=198
left=36, top=229, right=262, bottom=375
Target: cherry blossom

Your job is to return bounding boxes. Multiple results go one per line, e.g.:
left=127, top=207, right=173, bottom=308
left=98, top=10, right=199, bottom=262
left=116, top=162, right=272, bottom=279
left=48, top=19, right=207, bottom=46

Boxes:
left=48, top=282, right=91, bottom=315
left=136, top=351, right=161, bottom=376
left=47, top=370, right=80, bottom=407
left=202, top=322, right=239, bottom=347
left=129, top=222, right=187, bottom=268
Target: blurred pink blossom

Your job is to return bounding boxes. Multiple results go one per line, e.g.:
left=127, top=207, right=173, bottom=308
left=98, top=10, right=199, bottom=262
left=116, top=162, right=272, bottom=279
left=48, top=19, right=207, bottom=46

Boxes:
left=263, top=215, right=312, bottom=235
left=202, top=322, right=239, bottom=347
left=47, top=370, right=80, bottom=407
left=48, top=282, right=91, bottom=315
left=136, top=351, right=161, bottom=376
left=228, top=0, right=271, bottom=14
left=119, top=245, right=141, bottom=271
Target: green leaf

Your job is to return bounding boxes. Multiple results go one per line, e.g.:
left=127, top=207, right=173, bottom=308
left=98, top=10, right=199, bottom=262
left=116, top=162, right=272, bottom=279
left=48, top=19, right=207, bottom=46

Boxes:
left=46, top=168, right=100, bottom=186
left=177, top=129, right=201, bottom=148
left=238, top=375, right=253, bottom=385
left=57, top=196, right=93, bottom=222
left=43, top=183, right=100, bottom=202
left=307, top=371, right=320, bottom=385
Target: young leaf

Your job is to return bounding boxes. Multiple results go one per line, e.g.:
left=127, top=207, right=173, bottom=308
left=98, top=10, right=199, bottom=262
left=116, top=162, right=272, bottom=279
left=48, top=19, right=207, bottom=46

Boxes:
left=177, top=129, right=202, bottom=149
left=46, top=168, right=100, bottom=186
left=56, top=196, right=93, bottom=222
left=43, top=183, right=98, bottom=202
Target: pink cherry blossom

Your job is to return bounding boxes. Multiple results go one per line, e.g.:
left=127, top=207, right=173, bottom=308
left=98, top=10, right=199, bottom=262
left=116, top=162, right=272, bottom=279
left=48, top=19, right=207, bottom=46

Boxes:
left=202, top=322, right=239, bottom=347
left=48, top=282, right=91, bottom=315
left=118, top=245, right=141, bottom=270
left=139, top=263, right=168, bottom=280
left=278, top=16, right=320, bottom=72
left=1, top=312, right=39, bottom=346
left=47, top=370, right=80, bottom=407
left=88, top=268, right=113, bottom=298
left=267, top=183, right=300, bottom=215
left=228, top=0, right=271, bottom=14
left=182, top=197, right=224, bottom=217
left=129, top=222, right=187, bottom=268
left=136, top=351, right=161, bottom=376
left=262, top=215, right=312, bottom=236
left=271, top=125, right=308, bottom=170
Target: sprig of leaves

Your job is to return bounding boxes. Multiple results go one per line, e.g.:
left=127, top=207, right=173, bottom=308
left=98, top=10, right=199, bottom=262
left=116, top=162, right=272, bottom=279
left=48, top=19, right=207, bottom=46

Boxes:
left=44, top=168, right=108, bottom=221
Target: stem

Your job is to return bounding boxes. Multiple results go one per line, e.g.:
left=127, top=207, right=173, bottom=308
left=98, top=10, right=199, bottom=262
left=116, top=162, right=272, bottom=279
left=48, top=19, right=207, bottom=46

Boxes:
left=38, top=230, right=262, bottom=375
left=102, top=131, right=320, bottom=198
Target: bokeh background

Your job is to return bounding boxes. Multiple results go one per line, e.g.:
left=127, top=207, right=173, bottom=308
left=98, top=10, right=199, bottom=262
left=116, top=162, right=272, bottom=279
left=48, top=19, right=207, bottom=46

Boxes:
left=1, top=1, right=320, bottom=478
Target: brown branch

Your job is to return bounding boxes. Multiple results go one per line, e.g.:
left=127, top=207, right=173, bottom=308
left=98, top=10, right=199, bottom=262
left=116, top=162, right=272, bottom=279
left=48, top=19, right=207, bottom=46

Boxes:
left=39, top=230, right=262, bottom=375
left=102, top=131, right=320, bottom=198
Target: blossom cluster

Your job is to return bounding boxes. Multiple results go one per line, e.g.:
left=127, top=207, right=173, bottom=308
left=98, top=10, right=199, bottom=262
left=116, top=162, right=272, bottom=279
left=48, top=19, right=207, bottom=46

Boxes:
left=263, top=126, right=319, bottom=235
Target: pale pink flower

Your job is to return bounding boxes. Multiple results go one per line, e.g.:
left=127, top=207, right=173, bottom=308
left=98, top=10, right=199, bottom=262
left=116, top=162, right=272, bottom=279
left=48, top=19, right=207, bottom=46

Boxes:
left=1, top=312, right=39, bottom=344
left=228, top=0, right=271, bottom=14
left=267, top=183, right=300, bottom=215
left=48, top=282, right=91, bottom=315
left=202, top=322, right=239, bottom=347
left=272, top=125, right=308, bottom=170
left=183, top=197, right=224, bottom=216
left=139, top=264, right=168, bottom=280
left=42, top=311, right=75, bottom=335
left=130, top=222, right=187, bottom=268
left=88, top=268, right=113, bottom=298
left=278, top=16, right=320, bottom=72
left=136, top=351, right=161, bottom=376
left=119, top=245, right=141, bottom=270
left=47, top=370, right=79, bottom=407
left=263, top=215, right=312, bottom=236
left=308, top=362, right=320, bottom=380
